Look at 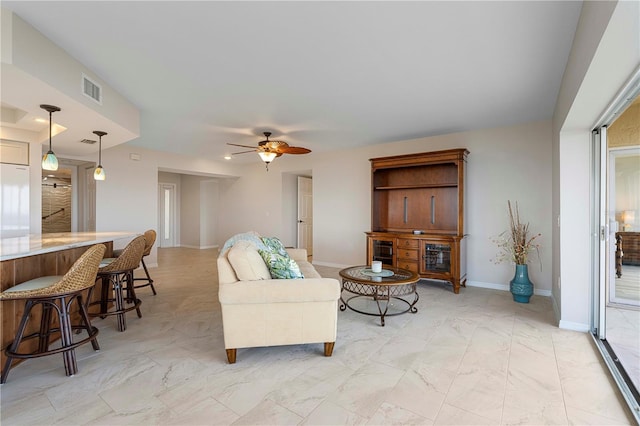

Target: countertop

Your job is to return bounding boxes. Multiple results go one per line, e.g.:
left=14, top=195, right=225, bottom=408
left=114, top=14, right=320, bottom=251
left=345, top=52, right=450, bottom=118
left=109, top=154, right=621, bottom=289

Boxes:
left=0, top=232, right=137, bottom=261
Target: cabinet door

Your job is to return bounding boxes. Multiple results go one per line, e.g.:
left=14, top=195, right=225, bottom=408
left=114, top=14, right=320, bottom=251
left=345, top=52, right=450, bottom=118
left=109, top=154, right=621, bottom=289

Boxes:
left=368, top=236, right=395, bottom=267
left=387, top=188, right=458, bottom=232
left=420, top=240, right=453, bottom=276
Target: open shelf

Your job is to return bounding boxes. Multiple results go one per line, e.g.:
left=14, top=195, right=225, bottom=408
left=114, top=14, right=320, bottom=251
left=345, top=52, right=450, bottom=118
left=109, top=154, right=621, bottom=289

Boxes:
left=374, top=183, right=458, bottom=190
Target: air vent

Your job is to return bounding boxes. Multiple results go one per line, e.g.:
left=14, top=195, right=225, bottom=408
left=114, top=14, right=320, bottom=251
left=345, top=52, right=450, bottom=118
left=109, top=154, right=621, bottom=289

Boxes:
left=82, top=73, right=102, bottom=104
left=80, top=139, right=96, bottom=145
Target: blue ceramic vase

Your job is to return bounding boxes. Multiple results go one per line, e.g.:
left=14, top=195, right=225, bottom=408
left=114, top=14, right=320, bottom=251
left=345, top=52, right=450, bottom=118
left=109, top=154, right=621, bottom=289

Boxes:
left=510, top=264, right=533, bottom=303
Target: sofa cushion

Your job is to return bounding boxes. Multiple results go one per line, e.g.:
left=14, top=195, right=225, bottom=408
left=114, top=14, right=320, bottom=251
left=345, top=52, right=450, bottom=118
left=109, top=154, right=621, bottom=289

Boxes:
left=297, top=260, right=321, bottom=279
left=228, top=240, right=271, bottom=281
left=259, top=248, right=304, bottom=279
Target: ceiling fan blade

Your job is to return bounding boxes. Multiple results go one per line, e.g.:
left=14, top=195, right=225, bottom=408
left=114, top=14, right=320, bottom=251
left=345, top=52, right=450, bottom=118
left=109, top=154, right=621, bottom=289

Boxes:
left=231, top=150, right=257, bottom=155
left=279, top=146, right=311, bottom=154
left=227, top=143, right=258, bottom=149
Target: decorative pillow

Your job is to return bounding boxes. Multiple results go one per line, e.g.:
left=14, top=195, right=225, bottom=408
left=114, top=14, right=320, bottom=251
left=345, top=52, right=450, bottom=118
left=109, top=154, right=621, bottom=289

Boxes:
left=259, top=248, right=304, bottom=279
left=227, top=240, right=271, bottom=281
left=261, top=236, right=288, bottom=256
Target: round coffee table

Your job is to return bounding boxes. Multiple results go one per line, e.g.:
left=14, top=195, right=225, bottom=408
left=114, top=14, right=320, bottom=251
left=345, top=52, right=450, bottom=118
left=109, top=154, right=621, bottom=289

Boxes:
left=339, top=265, right=419, bottom=326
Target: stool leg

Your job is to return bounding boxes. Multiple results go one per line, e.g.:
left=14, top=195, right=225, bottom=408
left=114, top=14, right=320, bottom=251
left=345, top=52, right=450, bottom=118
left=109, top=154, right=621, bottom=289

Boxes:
left=141, top=257, right=156, bottom=295
left=77, top=294, right=100, bottom=351
left=127, top=271, right=142, bottom=318
left=56, top=297, right=78, bottom=376
left=2, top=300, right=35, bottom=384
left=113, top=273, right=127, bottom=332
left=100, top=276, right=110, bottom=319
left=38, top=303, right=53, bottom=353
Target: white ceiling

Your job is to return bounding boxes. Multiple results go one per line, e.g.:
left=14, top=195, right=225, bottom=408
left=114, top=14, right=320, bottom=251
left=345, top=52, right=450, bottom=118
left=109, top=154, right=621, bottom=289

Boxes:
left=1, top=1, right=582, bottom=164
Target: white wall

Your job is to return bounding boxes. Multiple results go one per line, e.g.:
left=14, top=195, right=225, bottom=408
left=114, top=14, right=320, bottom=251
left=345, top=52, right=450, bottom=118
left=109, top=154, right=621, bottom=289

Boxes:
left=218, top=120, right=554, bottom=293
left=180, top=175, right=201, bottom=248
left=178, top=174, right=220, bottom=249
left=281, top=173, right=299, bottom=248
left=87, top=144, right=240, bottom=264
left=82, top=119, right=552, bottom=294
left=552, top=0, right=640, bottom=331
left=200, top=180, right=219, bottom=248
left=6, top=10, right=139, bottom=138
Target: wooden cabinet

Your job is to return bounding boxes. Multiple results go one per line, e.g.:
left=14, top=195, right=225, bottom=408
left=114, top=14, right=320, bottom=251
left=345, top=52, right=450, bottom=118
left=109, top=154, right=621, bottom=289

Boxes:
left=367, top=149, right=468, bottom=293
left=618, top=232, right=640, bottom=266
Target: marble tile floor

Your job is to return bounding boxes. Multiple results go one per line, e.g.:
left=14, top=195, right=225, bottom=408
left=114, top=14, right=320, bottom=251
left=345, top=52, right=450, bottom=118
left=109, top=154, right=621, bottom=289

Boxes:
left=606, top=305, right=640, bottom=394
left=0, top=247, right=636, bottom=425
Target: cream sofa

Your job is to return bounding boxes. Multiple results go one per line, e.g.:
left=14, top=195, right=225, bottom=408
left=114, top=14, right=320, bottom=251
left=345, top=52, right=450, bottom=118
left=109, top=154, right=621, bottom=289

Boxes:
left=217, top=238, right=341, bottom=363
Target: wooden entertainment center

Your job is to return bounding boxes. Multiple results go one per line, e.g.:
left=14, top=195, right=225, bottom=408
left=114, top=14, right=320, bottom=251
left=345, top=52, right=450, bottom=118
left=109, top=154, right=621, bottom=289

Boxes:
left=367, top=149, right=469, bottom=293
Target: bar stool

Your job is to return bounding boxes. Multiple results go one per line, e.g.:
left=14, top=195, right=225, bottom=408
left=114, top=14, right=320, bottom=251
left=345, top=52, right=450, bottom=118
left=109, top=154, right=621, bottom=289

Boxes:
left=112, top=230, right=157, bottom=295
left=134, top=229, right=157, bottom=295
left=0, top=244, right=106, bottom=384
left=89, top=236, right=145, bottom=332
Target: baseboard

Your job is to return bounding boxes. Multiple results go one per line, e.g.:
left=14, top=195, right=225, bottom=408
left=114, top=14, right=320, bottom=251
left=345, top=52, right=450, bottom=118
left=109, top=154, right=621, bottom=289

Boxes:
left=558, top=320, right=590, bottom=332
left=466, top=280, right=552, bottom=297
left=178, top=244, right=219, bottom=250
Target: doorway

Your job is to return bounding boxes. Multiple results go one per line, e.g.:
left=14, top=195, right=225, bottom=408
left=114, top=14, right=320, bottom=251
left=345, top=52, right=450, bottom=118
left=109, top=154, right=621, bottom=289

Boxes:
left=41, top=168, right=72, bottom=233
left=41, top=159, right=96, bottom=234
left=297, top=176, right=313, bottom=258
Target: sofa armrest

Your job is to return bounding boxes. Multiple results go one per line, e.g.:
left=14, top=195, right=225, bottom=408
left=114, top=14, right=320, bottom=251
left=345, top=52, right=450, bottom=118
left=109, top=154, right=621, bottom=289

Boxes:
left=219, top=278, right=340, bottom=305
left=286, top=248, right=308, bottom=262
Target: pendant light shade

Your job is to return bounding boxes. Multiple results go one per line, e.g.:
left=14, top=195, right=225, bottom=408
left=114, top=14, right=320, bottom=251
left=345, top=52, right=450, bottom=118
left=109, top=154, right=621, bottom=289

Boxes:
left=40, top=104, right=61, bottom=171
left=93, top=130, right=107, bottom=181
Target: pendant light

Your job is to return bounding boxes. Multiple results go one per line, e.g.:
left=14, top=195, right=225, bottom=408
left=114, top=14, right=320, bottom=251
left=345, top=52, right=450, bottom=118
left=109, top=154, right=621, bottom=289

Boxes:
left=40, top=104, right=61, bottom=171
left=93, top=130, right=107, bottom=181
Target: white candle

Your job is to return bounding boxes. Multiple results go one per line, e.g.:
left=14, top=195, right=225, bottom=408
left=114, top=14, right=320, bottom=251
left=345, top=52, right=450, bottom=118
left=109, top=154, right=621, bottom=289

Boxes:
left=371, top=260, right=382, bottom=273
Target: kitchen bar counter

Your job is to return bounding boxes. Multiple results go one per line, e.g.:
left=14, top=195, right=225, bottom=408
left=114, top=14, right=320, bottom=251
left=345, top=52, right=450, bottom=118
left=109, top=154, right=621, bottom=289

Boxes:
left=0, top=231, right=135, bottom=261
left=1, top=231, right=136, bottom=377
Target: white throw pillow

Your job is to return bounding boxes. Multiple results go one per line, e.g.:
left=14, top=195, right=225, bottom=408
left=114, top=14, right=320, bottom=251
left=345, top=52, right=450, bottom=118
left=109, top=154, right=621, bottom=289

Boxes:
left=227, top=240, right=271, bottom=281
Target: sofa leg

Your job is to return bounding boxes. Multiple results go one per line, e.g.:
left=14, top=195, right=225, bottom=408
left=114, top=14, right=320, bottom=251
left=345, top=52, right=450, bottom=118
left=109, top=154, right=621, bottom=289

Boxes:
left=226, top=349, right=237, bottom=364
left=324, top=342, right=335, bottom=357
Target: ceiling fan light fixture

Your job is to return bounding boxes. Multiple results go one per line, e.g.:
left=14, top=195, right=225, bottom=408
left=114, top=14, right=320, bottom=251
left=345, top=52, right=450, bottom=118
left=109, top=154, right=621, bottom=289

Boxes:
left=258, top=151, right=277, bottom=171
left=258, top=151, right=277, bottom=163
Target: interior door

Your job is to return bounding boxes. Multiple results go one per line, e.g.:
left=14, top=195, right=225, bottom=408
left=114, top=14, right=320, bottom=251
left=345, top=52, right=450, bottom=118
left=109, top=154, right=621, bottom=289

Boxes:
left=158, top=183, right=176, bottom=248
left=297, top=176, right=313, bottom=257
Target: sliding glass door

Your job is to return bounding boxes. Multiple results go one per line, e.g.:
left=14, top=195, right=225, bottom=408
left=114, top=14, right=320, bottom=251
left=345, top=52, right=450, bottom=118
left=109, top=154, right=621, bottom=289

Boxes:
left=592, top=85, right=640, bottom=417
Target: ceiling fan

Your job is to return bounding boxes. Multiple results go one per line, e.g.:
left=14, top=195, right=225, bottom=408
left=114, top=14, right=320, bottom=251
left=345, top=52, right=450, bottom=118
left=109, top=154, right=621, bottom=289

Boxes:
left=227, top=132, right=311, bottom=170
